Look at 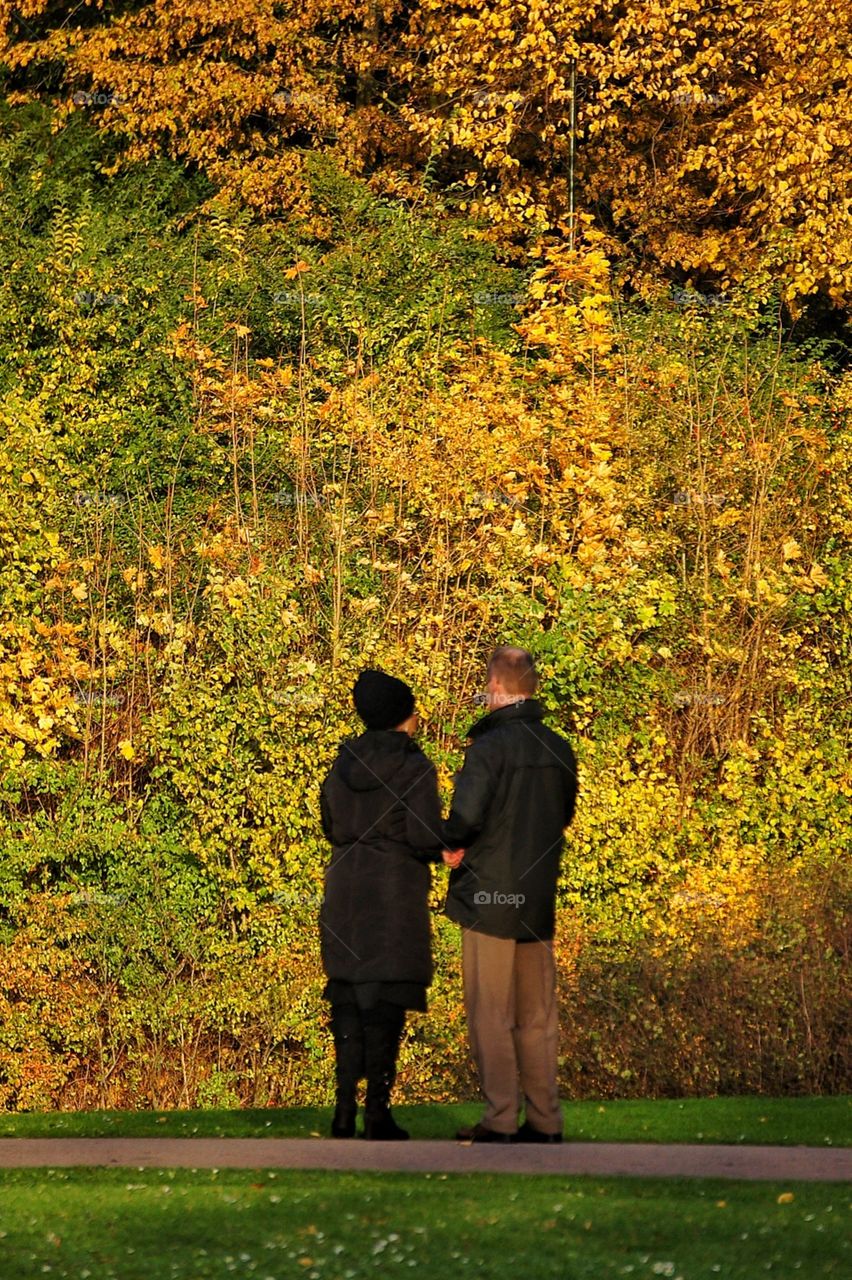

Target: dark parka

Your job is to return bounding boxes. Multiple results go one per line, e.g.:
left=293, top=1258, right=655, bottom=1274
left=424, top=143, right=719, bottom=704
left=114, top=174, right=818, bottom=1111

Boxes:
left=319, top=730, right=445, bottom=986
left=443, top=698, right=578, bottom=940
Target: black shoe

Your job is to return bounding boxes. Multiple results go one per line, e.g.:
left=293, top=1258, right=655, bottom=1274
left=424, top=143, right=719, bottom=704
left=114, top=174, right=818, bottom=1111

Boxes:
left=455, top=1123, right=517, bottom=1144
left=516, top=1120, right=563, bottom=1144
left=331, top=1104, right=357, bottom=1138
left=362, top=1109, right=410, bottom=1141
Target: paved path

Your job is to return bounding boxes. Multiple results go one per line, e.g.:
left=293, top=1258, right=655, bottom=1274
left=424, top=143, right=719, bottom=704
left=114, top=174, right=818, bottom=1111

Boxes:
left=0, top=1139, right=849, bottom=1181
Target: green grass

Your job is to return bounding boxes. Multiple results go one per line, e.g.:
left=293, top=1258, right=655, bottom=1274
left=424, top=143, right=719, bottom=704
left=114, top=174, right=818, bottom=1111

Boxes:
left=1, top=1097, right=849, bottom=1145
left=0, top=1167, right=848, bottom=1279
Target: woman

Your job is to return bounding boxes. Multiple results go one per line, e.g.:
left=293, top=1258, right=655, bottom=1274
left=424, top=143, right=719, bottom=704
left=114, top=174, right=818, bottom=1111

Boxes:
left=319, top=668, right=461, bottom=1140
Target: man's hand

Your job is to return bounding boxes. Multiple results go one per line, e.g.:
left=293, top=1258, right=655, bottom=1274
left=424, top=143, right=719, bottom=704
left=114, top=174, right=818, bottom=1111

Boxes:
left=442, top=848, right=465, bottom=869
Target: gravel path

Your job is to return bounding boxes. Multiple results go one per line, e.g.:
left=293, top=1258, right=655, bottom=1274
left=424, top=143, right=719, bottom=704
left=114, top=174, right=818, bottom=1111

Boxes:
left=0, top=1138, right=849, bottom=1181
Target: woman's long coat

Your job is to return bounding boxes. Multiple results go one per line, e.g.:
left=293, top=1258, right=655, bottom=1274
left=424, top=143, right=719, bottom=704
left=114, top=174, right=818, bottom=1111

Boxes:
left=319, top=729, right=446, bottom=986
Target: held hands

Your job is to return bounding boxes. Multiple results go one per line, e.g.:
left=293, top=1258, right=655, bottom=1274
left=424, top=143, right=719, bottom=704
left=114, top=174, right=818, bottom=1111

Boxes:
left=442, top=848, right=465, bottom=869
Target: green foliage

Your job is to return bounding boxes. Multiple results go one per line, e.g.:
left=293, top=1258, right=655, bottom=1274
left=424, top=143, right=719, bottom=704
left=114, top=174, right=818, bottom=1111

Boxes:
left=0, top=103, right=849, bottom=1109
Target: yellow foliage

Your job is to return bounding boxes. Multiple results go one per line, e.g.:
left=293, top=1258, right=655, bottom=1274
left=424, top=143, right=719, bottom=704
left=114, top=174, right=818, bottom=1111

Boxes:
left=2, top=2, right=849, bottom=307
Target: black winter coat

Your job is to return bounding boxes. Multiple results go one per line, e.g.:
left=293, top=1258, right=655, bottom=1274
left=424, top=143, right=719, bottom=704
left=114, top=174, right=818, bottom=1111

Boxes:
left=443, top=698, right=578, bottom=940
left=319, top=730, right=445, bottom=985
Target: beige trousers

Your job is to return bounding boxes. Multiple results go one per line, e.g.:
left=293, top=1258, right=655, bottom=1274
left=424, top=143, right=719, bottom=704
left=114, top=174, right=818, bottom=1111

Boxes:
left=461, top=928, right=562, bottom=1135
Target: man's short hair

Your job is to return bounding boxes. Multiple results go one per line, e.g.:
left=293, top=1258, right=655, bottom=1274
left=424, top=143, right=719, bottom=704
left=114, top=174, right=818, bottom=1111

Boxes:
left=486, top=646, right=539, bottom=696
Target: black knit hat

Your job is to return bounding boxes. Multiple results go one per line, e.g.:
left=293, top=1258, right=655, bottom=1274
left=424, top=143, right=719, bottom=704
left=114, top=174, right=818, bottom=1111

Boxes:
left=353, top=669, right=415, bottom=731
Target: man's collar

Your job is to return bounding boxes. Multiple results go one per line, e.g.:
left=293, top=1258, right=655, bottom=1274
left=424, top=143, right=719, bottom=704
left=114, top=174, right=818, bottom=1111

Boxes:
left=467, top=696, right=545, bottom=739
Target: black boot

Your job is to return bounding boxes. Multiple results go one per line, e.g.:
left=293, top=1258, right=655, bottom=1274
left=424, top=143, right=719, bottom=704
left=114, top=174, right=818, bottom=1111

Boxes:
left=362, top=1001, right=409, bottom=1140
left=329, top=1002, right=365, bottom=1138
left=332, top=1103, right=357, bottom=1139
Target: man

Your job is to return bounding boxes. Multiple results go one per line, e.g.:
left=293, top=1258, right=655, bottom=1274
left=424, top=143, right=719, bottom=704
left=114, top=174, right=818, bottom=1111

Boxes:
left=442, top=646, right=578, bottom=1143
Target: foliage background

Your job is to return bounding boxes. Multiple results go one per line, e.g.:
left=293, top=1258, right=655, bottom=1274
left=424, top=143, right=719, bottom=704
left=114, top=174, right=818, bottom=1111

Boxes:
left=0, top=2, right=849, bottom=1109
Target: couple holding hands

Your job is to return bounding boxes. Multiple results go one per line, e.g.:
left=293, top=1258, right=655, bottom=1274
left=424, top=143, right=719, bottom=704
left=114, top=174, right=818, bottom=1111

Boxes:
left=319, top=646, right=578, bottom=1142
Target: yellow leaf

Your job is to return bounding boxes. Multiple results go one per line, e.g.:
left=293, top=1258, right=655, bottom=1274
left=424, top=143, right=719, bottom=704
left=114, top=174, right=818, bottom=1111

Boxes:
left=712, top=508, right=743, bottom=530
left=118, top=739, right=135, bottom=760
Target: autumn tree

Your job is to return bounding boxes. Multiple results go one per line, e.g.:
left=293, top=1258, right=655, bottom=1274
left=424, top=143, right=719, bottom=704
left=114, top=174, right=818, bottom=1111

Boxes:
left=401, top=0, right=852, bottom=313
left=2, top=1, right=850, bottom=313
left=0, top=0, right=418, bottom=217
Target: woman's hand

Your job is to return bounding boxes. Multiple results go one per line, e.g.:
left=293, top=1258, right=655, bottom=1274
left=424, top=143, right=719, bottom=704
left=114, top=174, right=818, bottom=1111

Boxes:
left=442, top=848, right=465, bottom=869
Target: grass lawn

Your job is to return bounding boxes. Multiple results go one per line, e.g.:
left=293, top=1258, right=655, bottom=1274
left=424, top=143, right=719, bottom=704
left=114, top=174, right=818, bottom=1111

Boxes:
left=0, top=1166, right=848, bottom=1280
left=1, top=1096, right=849, bottom=1145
